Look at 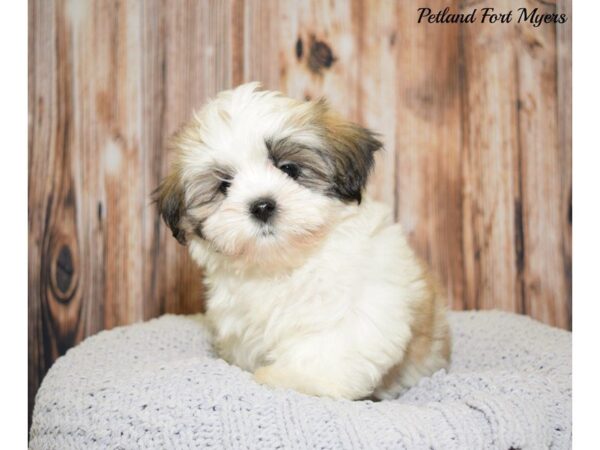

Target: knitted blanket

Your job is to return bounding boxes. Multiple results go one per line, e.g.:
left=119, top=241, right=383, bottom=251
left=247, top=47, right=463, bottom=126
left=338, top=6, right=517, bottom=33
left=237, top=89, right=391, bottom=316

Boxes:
left=30, top=310, right=572, bottom=449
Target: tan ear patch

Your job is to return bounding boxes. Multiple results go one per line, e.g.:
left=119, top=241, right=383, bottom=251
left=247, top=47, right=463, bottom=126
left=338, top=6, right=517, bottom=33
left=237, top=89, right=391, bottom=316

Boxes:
left=316, top=101, right=383, bottom=203
left=153, top=171, right=187, bottom=245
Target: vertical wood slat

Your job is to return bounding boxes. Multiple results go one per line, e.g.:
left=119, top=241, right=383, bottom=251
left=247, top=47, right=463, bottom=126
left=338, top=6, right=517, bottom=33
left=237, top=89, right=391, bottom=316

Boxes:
left=68, top=0, right=105, bottom=340
left=395, top=0, right=464, bottom=309
left=139, top=0, right=167, bottom=321
left=517, top=0, right=570, bottom=329
left=460, top=0, right=523, bottom=314
left=242, top=0, right=280, bottom=87
left=556, top=0, right=572, bottom=329
left=29, top=0, right=100, bottom=427
left=90, top=0, right=144, bottom=329
left=29, top=0, right=62, bottom=428
left=29, top=0, right=572, bottom=428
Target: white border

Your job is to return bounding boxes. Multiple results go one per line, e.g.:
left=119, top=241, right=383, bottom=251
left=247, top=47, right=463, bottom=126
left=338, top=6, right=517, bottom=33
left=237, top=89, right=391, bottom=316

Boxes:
left=573, top=0, right=600, bottom=447
left=0, top=1, right=28, bottom=448
left=8, top=0, right=592, bottom=447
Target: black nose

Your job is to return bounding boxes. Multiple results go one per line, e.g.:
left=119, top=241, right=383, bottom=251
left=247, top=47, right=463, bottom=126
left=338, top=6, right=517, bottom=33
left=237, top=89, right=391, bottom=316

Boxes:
left=249, top=198, right=277, bottom=223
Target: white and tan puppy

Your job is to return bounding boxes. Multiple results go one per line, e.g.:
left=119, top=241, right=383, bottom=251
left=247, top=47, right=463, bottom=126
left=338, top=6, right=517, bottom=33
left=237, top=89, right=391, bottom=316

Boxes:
left=155, top=82, right=450, bottom=400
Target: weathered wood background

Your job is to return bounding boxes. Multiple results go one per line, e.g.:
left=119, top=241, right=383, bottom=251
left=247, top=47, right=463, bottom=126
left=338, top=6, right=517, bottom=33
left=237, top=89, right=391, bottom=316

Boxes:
left=29, top=0, right=572, bottom=425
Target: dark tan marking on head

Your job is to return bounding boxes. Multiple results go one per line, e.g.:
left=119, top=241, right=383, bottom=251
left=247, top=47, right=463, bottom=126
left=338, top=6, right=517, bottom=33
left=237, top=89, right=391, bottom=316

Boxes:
left=319, top=107, right=382, bottom=203
left=153, top=171, right=187, bottom=245
left=268, top=136, right=332, bottom=193
left=153, top=121, right=234, bottom=245
left=269, top=99, right=382, bottom=203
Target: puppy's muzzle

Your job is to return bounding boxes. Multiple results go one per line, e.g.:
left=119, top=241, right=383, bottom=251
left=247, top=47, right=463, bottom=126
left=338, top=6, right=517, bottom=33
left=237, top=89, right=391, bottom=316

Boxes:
left=250, top=197, right=277, bottom=223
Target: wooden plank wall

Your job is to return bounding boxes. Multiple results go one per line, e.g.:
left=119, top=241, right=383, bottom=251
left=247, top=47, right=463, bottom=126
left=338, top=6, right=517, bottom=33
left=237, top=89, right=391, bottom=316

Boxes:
left=29, top=0, right=572, bottom=426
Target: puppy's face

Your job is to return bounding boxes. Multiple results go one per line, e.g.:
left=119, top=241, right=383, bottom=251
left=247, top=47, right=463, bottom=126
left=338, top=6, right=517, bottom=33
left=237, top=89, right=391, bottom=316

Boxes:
left=155, top=83, right=381, bottom=265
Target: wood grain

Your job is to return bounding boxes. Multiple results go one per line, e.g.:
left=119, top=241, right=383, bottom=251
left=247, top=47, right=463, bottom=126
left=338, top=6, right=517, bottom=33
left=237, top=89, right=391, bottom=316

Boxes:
left=242, top=0, right=281, bottom=87
left=395, top=0, right=465, bottom=310
left=29, top=0, right=91, bottom=428
left=278, top=0, right=360, bottom=118
left=29, top=0, right=572, bottom=428
left=556, top=0, right=572, bottom=329
left=516, top=0, right=570, bottom=329
left=460, top=0, right=524, bottom=314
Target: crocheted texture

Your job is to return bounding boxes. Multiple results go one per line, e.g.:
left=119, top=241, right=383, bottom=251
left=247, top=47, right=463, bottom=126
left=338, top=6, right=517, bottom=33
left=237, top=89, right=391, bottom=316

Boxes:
left=30, top=311, right=571, bottom=449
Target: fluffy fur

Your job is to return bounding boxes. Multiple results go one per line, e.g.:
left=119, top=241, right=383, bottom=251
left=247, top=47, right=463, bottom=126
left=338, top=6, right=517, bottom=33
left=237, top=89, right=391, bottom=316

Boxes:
left=154, top=83, right=450, bottom=400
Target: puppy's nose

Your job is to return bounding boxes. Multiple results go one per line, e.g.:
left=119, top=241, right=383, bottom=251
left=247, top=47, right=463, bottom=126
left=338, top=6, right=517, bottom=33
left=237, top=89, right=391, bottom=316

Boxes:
left=249, top=197, right=277, bottom=223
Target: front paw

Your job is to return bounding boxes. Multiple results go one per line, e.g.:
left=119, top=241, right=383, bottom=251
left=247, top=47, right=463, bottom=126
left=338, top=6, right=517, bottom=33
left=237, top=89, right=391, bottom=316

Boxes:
left=253, top=365, right=285, bottom=388
left=253, top=365, right=347, bottom=399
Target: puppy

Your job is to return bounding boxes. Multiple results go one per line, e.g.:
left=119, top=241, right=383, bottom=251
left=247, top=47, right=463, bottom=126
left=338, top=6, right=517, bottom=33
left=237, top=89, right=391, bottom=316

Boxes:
left=154, top=82, right=450, bottom=400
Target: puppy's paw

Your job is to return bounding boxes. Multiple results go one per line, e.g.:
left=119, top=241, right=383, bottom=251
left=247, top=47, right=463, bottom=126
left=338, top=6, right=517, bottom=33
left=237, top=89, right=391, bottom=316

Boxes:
left=253, top=365, right=348, bottom=399
left=253, top=365, right=287, bottom=388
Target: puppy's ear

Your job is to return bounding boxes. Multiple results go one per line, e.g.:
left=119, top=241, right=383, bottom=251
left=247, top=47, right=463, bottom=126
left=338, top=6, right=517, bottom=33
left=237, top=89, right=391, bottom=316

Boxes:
left=322, top=112, right=382, bottom=204
left=153, top=173, right=187, bottom=245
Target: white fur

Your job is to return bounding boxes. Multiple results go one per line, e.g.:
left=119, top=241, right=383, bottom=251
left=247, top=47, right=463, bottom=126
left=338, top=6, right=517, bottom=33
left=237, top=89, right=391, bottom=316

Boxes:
left=169, top=83, right=450, bottom=400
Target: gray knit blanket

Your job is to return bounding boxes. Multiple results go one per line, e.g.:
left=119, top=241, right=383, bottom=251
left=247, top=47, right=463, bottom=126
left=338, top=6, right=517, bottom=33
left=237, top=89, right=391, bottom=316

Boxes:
left=30, top=310, right=571, bottom=449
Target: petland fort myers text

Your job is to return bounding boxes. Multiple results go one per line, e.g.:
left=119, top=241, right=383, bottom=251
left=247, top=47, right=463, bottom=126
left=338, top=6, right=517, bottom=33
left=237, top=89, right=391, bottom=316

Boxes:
left=418, top=7, right=568, bottom=27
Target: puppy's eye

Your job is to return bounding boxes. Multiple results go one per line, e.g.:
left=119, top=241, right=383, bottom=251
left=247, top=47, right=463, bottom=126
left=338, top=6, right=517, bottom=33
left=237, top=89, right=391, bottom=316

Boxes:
left=279, top=163, right=300, bottom=179
left=219, top=180, right=231, bottom=194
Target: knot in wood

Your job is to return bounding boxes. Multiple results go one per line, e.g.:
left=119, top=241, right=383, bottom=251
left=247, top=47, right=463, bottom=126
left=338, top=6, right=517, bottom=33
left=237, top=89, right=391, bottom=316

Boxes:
left=55, top=245, right=74, bottom=294
left=308, top=39, right=335, bottom=74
